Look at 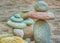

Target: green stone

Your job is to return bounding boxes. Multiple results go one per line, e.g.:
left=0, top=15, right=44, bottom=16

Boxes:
left=34, top=1, right=49, bottom=12
left=33, top=20, right=51, bottom=43
left=7, top=20, right=27, bottom=29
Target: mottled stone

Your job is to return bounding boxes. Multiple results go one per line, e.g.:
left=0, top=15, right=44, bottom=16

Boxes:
left=34, top=1, right=49, bottom=12
left=24, top=18, right=35, bottom=26
left=7, top=20, right=27, bottom=29
left=13, top=29, right=24, bottom=38
left=33, top=20, right=51, bottom=43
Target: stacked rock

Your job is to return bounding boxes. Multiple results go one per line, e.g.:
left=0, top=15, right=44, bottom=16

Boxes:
left=7, top=13, right=35, bottom=29
left=33, top=1, right=54, bottom=43
left=6, top=1, right=53, bottom=43
left=7, top=13, right=35, bottom=43
left=7, top=14, right=26, bottom=29
left=0, top=34, right=26, bottom=43
left=34, top=1, right=49, bottom=12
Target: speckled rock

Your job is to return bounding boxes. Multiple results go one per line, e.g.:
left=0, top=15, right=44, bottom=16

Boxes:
left=34, top=1, right=49, bottom=12
left=7, top=20, right=27, bottom=29
left=7, top=13, right=35, bottom=29
left=33, top=20, right=51, bottom=43
left=13, top=29, right=24, bottom=38
left=13, top=25, right=34, bottom=40
left=24, top=18, right=35, bottom=26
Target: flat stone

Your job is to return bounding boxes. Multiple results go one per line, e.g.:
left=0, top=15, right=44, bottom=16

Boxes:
left=10, top=16, right=23, bottom=22
left=7, top=20, right=27, bottom=29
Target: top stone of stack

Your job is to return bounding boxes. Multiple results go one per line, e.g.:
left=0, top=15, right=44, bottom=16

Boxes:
left=34, top=1, right=49, bottom=12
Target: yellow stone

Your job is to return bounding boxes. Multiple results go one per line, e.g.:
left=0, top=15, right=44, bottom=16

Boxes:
left=0, top=36, right=27, bottom=43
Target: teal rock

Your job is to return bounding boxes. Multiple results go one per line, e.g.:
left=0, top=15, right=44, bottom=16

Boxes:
left=33, top=20, right=51, bottom=43
left=14, top=14, right=21, bottom=18
left=34, top=1, right=49, bottom=12
left=7, top=20, right=27, bottom=29
left=24, top=18, right=35, bottom=26
left=10, top=16, right=23, bottom=22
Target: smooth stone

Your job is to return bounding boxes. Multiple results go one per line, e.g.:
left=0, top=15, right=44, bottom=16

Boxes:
left=7, top=20, right=27, bottom=29
left=23, top=18, right=35, bottom=26
left=33, top=20, right=51, bottom=43
left=14, top=13, right=21, bottom=18
left=13, top=29, right=24, bottom=38
left=34, top=1, right=49, bottom=12
left=20, top=13, right=29, bottom=19
left=10, top=16, right=23, bottom=22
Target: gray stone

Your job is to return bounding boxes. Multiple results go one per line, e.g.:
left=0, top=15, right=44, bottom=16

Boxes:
left=34, top=1, right=49, bottom=12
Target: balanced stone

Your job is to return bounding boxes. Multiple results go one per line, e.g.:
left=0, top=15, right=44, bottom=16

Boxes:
left=13, top=29, right=24, bottom=38
left=23, top=18, right=35, bottom=26
left=14, top=14, right=21, bottom=18
left=10, top=16, right=23, bottom=22
left=34, top=1, right=49, bottom=12
left=20, top=12, right=29, bottom=19
left=33, top=20, right=51, bottom=43
left=7, top=20, right=27, bottom=29
left=7, top=13, right=35, bottom=29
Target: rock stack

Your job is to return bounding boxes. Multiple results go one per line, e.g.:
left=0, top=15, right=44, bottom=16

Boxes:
left=7, top=13, right=35, bottom=29
left=7, top=14, right=26, bottom=29
left=7, top=13, right=35, bottom=43
left=33, top=1, right=54, bottom=43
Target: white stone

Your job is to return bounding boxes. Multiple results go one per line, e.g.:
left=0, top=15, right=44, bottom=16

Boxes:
left=13, top=29, right=24, bottom=38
